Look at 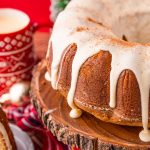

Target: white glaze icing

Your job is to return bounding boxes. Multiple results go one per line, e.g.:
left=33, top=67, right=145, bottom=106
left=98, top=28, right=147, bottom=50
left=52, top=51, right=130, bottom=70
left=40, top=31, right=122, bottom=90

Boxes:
left=69, top=109, right=82, bottom=119
left=47, top=0, right=150, bottom=141
left=139, top=129, right=150, bottom=142
left=0, top=123, right=12, bottom=149
left=45, top=71, right=51, bottom=81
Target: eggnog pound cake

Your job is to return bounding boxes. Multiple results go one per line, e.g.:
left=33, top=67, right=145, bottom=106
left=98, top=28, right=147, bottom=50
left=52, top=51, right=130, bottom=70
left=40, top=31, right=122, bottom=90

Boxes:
left=46, top=0, right=150, bottom=142
left=0, top=107, right=16, bottom=150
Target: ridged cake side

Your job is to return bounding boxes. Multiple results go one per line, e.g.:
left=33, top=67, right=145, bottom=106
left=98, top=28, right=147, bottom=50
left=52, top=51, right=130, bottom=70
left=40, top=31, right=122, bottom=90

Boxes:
left=46, top=43, right=150, bottom=127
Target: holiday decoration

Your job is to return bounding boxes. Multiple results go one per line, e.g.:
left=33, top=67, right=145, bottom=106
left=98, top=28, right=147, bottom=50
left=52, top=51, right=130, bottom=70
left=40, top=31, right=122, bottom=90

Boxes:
left=50, top=0, right=71, bottom=21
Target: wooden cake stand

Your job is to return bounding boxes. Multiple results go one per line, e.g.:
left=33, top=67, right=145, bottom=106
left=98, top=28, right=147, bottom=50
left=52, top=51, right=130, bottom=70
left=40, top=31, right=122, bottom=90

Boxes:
left=30, top=59, right=150, bottom=150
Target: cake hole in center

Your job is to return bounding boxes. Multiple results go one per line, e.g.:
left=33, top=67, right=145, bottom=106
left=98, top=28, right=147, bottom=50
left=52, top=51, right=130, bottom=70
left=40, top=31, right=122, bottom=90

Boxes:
left=112, top=12, right=150, bottom=44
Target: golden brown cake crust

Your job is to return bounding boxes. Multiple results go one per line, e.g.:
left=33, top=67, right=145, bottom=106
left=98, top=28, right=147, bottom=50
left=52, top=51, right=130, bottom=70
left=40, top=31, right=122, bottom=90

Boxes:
left=46, top=43, right=150, bottom=127
left=0, top=132, right=7, bottom=150
left=0, top=108, right=16, bottom=150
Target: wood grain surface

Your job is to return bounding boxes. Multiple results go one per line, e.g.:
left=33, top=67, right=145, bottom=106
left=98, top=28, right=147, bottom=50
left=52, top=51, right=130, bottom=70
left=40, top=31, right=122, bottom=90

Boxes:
left=30, top=60, right=150, bottom=150
left=34, top=32, right=50, bottom=59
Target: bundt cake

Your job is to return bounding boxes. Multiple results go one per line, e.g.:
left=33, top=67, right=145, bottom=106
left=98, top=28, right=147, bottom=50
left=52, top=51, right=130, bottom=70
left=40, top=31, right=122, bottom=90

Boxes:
left=0, top=107, right=16, bottom=149
left=46, top=0, right=150, bottom=142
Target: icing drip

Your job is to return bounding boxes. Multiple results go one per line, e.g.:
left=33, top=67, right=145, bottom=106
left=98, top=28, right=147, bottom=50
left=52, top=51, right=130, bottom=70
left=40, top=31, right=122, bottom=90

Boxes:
left=138, top=55, right=150, bottom=141
left=108, top=47, right=150, bottom=142
left=45, top=71, right=51, bottom=81
left=139, top=130, right=150, bottom=142
left=69, top=109, right=82, bottom=119
left=0, top=123, right=12, bottom=150
left=47, top=0, right=150, bottom=142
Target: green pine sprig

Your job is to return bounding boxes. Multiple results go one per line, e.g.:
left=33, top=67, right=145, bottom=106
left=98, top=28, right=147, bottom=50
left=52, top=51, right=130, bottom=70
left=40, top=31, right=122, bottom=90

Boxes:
left=57, top=0, right=70, bottom=9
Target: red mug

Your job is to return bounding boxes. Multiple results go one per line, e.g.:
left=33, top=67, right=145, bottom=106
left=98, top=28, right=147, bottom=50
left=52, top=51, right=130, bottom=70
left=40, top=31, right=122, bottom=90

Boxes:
left=0, top=8, right=36, bottom=96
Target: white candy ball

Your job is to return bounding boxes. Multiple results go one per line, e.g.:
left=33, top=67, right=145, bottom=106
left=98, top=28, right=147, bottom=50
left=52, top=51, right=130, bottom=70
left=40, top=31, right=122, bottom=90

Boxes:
left=9, top=82, right=30, bottom=103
